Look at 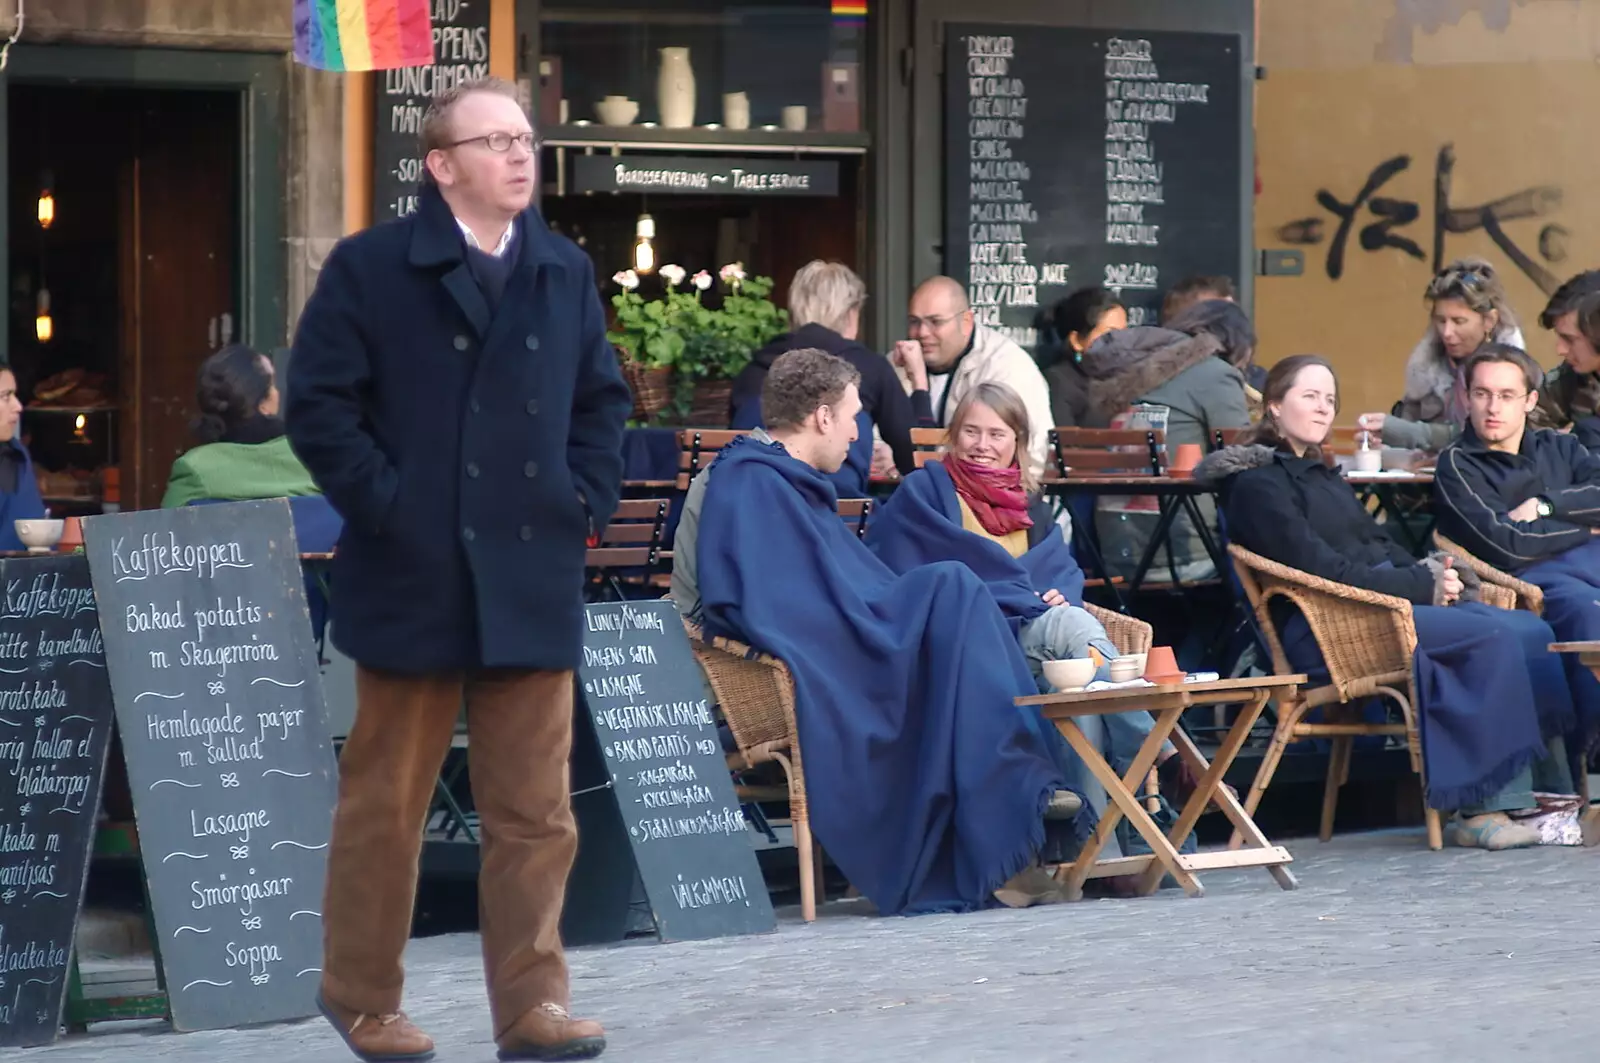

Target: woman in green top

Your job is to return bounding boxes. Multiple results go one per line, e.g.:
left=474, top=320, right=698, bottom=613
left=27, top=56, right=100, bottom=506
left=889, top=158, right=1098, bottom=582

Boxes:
left=161, top=345, right=322, bottom=508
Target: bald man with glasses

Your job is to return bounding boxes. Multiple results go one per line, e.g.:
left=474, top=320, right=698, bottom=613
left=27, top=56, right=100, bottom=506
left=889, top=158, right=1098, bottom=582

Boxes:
left=892, top=276, right=1053, bottom=477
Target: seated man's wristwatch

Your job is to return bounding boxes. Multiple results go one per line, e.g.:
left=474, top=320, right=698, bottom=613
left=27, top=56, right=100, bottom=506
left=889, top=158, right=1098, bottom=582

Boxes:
left=1536, top=497, right=1554, bottom=519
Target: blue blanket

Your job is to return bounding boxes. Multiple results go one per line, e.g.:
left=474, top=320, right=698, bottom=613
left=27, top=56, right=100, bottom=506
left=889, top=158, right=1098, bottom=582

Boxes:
left=864, top=463, right=1085, bottom=622
left=697, top=436, right=1066, bottom=914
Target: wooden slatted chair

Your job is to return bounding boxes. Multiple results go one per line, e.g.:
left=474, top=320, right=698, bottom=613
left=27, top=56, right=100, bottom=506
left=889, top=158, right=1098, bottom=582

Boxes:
left=1432, top=529, right=1544, bottom=616
left=684, top=603, right=1151, bottom=921
left=1211, top=427, right=1244, bottom=450
left=909, top=426, right=946, bottom=468
left=1047, top=427, right=1166, bottom=481
left=1213, top=426, right=1366, bottom=453
left=584, top=498, right=671, bottom=601
left=677, top=429, right=751, bottom=490
left=1227, top=543, right=1521, bottom=852
left=837, top=498, right=873, bottom=538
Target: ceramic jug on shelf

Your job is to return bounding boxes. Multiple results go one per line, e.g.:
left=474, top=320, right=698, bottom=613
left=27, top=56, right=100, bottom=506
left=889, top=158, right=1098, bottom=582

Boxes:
left=658, top=47, right=696, bottom=128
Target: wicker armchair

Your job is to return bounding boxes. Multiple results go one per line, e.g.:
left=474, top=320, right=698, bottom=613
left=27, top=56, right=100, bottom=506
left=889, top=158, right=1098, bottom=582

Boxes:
left=1432, top=530, right=1544, bottom=616
left=1225, top=544, right=1530, bottom=851
left=683, top=602, right=1150, bottom=921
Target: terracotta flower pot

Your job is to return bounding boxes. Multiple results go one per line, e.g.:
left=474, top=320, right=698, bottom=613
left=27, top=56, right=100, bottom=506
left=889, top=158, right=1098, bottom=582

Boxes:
left=1143, top=645, right=1185, bottom=684
left=57, top=516, right=84, bottom=552
left=1169, top=443, right=1202, bottom=476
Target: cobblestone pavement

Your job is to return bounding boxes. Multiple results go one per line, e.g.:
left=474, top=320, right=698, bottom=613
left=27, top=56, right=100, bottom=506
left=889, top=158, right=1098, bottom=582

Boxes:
left=19, top=830, right=1600, bottom=1062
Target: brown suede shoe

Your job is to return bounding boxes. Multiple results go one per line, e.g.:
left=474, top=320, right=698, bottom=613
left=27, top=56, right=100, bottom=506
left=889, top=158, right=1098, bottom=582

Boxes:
left=497, top=1002, right=607, bottom=1061
left=318, top=993, right=436, bottom=1062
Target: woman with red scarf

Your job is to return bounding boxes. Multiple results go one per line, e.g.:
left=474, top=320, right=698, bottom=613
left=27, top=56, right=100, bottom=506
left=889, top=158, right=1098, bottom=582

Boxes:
left=866, top=383, right=1200, bottom=855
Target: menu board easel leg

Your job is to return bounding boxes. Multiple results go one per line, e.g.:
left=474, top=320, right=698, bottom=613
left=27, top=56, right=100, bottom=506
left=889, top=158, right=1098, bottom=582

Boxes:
left=62, top=816, right=172, bottom=1028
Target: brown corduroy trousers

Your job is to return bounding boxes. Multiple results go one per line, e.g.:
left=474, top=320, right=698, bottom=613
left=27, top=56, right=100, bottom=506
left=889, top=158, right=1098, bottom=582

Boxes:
left=321, top=666, right=577, bottom=1039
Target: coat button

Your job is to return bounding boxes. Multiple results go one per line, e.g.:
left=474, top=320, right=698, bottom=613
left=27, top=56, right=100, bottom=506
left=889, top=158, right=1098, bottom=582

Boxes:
left=469, top=398, right=481, bottom=414
left=524, top=461, right=539, bottom=478
left=463, top=527, right=476, bottom=542
left=525, top=399, right=539, bottom=415
left=453, top=335, right=470, bottom=351
left=525, top=335, right=540, bottom=350
left=466, top=462, right=480, bottom=478
left=519, top=526, right=533, bottom=541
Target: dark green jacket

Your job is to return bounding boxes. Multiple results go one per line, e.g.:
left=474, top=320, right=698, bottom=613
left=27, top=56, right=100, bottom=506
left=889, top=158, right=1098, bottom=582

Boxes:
left=161, top=436, right=321, bottom=509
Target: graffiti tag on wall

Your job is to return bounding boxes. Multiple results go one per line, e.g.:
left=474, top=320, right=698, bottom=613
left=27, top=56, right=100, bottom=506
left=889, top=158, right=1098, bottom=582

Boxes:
left=1277, top=144, right=1568, bottom=295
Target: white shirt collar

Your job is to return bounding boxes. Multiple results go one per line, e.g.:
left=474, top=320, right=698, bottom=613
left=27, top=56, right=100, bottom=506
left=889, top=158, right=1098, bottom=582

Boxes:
left=456, top=217, right=516, bottom=258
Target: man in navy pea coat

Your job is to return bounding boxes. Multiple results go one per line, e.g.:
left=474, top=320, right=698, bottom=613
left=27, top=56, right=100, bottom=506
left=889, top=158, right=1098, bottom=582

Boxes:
left=287, top=77, right=628, bottom=1063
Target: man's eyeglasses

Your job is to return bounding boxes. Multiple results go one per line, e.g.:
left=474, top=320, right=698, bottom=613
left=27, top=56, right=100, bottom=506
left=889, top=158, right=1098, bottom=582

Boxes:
left=1468, top=388, right=1528, bottom=407
left=446, top=131, right=537, bottom=153
left=907, top=312, right=964, bottom=332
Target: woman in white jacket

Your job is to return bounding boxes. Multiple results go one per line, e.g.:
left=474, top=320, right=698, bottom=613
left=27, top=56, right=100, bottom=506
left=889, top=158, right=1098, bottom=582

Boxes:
left=1357, top=257, right=1525, bottom=452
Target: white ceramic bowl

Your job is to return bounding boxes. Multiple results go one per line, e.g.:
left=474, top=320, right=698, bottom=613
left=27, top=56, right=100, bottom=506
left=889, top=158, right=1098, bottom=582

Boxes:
left=595, top=98, right=639, bottom=126
left=1042, top=658, right=1097, bottom=691
left=15, top=518, right=64, bottom=552
left=1109, top=654, right=1145, bottom=683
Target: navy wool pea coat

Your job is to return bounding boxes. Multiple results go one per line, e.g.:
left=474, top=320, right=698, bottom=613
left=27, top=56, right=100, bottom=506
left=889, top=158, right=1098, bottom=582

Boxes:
left=286, top=185, right=630, bottom=673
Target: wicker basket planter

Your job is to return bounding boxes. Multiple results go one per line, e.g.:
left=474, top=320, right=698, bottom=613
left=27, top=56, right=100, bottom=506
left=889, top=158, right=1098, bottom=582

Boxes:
left=682, top=379, right=733, bottom=427
left=618, top=354, right=672, bottom=422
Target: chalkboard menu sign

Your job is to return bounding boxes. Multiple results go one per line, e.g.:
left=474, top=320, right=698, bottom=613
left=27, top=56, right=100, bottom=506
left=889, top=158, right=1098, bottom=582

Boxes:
left=577, top=602, right=774, bottom=943
left=372, top=0, right=490, bottom=221
left=944, top=26, right=1242, bottom=348
left=0, top=555, right=114, bottom=1048
left=81, top=500, right=337, bottom=1032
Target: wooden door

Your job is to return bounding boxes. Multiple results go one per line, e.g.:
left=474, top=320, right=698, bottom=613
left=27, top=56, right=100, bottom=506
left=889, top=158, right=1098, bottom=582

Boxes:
left=118, top=90, right=240, bottom=511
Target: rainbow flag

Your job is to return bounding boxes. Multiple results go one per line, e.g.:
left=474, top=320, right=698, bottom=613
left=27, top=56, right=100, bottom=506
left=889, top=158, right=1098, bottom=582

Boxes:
left=293, top=0, right=435, bottom=72
left=831, top=0, right=868, bottom=23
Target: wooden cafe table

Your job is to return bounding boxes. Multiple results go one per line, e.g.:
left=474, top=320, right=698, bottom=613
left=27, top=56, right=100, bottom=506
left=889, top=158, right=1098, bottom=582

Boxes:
left=1549, top=642, right=1600, bottom=677
left=1016, top=674, right=1305, bottom=899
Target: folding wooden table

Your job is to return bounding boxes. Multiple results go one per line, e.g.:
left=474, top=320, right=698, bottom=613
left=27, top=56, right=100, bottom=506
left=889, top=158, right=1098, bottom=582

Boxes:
left=1017, top=675, right=1305, bottom=899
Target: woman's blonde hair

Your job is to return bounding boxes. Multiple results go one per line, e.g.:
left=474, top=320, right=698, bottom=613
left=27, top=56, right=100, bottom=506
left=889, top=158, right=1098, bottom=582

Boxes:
left=947, top=382, right=1038, bottom=492
left=788, top=260, right=867, bottom=334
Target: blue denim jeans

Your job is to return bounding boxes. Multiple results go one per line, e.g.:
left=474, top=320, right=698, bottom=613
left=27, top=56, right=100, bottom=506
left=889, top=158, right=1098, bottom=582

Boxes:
left=1019, top=604, right=1170, bottom=856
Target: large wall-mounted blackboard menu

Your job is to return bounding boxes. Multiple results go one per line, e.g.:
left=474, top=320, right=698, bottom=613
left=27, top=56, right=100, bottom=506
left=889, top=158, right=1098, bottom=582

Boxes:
left=0, top=555, right=114, bottom=1048
left=944, top=25, right=1242, bottom=349
left=81, top=500, right=337, bottom=1032
left=372, top=0, right=491, bottom=221
left=577, top=601, right=774, bottom=943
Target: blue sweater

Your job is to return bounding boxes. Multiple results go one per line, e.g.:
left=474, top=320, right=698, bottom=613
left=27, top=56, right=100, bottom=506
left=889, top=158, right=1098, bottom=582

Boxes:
left=0, top=441, right=48, bottom=551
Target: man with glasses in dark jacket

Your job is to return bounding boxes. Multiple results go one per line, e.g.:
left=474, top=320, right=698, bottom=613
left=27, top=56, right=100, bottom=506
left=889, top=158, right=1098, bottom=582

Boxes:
left=290, top=77, right=626, bottom=1063
left=1432, top=342, right=1600, bottom=741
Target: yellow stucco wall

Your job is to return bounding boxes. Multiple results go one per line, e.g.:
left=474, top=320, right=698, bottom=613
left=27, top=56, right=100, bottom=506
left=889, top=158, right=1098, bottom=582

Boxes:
left=1256, top=0, right=1600, bottom=416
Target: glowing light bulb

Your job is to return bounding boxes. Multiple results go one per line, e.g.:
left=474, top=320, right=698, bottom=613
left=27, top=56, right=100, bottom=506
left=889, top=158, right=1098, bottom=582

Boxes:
left=37, top=190, right=54, bottom=230
left=35, top=289, right=53, bottom=343
left=632, top=213, right=656, bottom=274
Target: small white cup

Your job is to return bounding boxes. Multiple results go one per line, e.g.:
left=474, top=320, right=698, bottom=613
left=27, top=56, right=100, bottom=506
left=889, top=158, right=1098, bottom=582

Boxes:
left=723, top=92, right=750, bottom=131
left=781, top=105, right=807, bottom=131
left=1109, top=655, right=1145, bottom=684
left=1352, top=449, right=1383, bottom=474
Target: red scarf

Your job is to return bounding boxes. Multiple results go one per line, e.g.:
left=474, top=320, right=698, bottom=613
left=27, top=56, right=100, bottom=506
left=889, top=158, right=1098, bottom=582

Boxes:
left=943, top=456, right=1033, bottom=537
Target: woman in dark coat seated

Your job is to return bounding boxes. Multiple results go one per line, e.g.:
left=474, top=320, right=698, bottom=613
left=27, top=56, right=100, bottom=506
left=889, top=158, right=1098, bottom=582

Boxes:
left=865, top=381, right=1211, bottom=837
left=1195, top=354, right=1579, bottom=850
